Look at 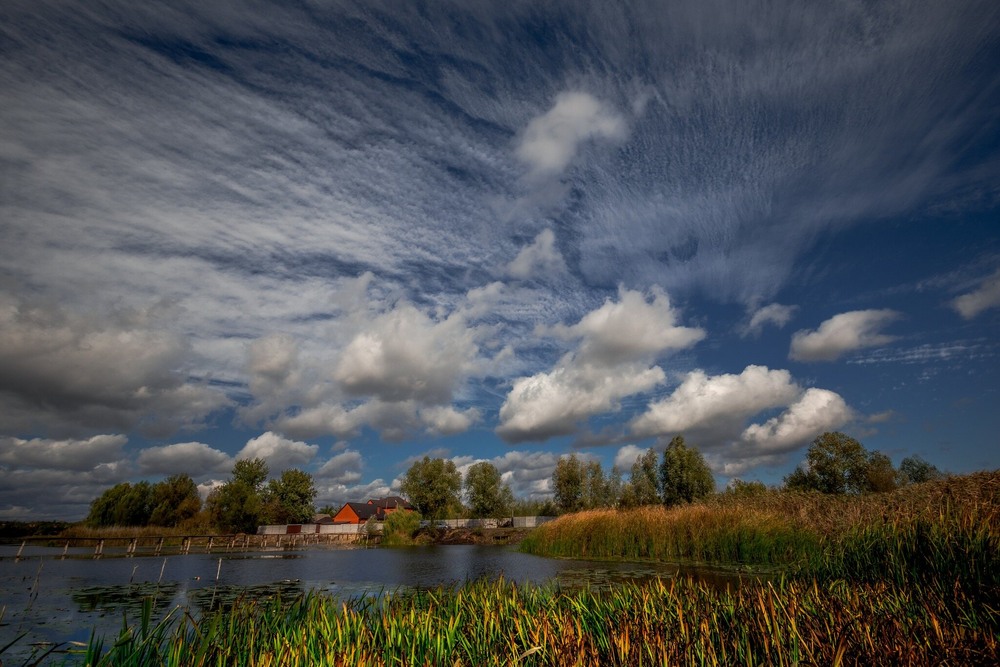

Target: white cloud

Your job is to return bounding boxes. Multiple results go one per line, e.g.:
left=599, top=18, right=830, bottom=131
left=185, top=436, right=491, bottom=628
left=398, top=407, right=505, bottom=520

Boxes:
left=547, top=286, right=706, bottom=366
left=237, top=431, right=318, bottom=471
left=742, top=303, right=797, bottom=337
left=630, top=366, right=802, bottom=439
left=316, top=450, right=363, bottom=484
left=420, top=405, right=481, bottom=435
left=498, top=287, right=703, bottom=443
left=497, top=362, right=665, bottom=443
left=517, top=92, right=627, bottom=179
left=136, top=441, right=233, bottom=476
left=740, top=388, right=854, bottom=453
left=789, top=310, right=902, bottom=362
left=334, top=301, right=481, bottom=404
left=613, top=444, right=646, bottom=470
left=952, top=269, right=1000, bottom=319
left=0, top=434, right=127, bottom=471
left=507, top=229, right=568, bottom=279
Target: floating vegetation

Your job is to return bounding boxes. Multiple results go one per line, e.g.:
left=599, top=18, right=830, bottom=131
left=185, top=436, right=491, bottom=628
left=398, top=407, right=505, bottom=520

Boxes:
left=71, top=582, right=178, bottom=616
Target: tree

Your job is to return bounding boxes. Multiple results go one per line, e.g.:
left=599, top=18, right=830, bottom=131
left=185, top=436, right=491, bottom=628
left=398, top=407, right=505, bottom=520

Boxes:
left=552, top=454, right=583, bottom=514
left=726, top=479, right=768, bottom=497
left=863, top=450, right=900, bottom=493
left=150, top=474, right=201, bottom=527
left=659, top=436, right=714, bottom=506
left=86, top=482, right=151, bottom=527
left=232, top=458, right=269, bottom=490
left=899, top=455, right=942, bottom=484
left=630, top=448, right=661, bottom=506
left=783, top=432, right=871, bottom=494
left=208, top=458, right=269, bottom=533
left=465, top=462, right=514, bottom=519
left=262, top=469, right=317, bottom=524
left=381, top=507, right=423, bottom=546
left=581, top=460, right=613, bottom=509
left=400, top=456, right=462, bottom=520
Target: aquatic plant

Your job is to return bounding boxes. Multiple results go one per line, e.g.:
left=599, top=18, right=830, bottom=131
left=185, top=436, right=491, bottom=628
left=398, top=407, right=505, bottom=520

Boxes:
left=68, top=576, right=997, bottom=666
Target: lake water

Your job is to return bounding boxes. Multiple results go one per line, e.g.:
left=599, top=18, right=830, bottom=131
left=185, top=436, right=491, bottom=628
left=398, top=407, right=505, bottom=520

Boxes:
left=0, top=542, right=746, bottom=662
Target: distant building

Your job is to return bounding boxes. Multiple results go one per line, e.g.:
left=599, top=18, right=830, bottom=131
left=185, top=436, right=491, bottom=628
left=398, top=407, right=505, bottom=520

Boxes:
left=332, top=496, right=415, bottom=524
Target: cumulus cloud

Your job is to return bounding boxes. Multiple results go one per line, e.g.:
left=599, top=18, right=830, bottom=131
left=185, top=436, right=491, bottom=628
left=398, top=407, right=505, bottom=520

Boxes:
left=0, top=434, right=127, bottom=471
left=614, top=444, right=646, bottom=470
left=497, top=363, right=665, bottom=443
left=630, top=366, right=802, bottom=439
left=0, top=297, right=230, bottom=435
left=497, top=287, right=703, bottom=443
left=335, top=302, right=481, bottom=404
left=546, top=286, right=706, bottom=367
left=420, top=406, right=481, bottom=435
left=789, top=310, right=902, bottom=362
left=952, top=269, right=1000, bottom=319
left=742, top=303, right=797, bottom=338
left=517, top=92, right=627, bottom=179
left=740, top=388, right=854, bottom=453
left=316, top=449, right=363, bottom=484
left=240, top=282, right=495, bottom=442
left=136, top=441, right=233, bottom=476
left=237, top=431, right=318, bottom=471
left=507, top=229, right=569, bottom=279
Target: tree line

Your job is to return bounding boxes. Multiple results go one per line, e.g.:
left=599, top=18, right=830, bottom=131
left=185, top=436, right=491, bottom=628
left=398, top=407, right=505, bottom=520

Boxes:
left=85, top=458, right=317, bottom=534
left=84, top=431, right=942, bottom=532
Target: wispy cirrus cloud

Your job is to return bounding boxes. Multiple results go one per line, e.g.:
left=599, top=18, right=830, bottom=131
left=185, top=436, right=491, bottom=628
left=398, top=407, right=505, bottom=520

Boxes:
left=952, top=269, right=1000, bottom=319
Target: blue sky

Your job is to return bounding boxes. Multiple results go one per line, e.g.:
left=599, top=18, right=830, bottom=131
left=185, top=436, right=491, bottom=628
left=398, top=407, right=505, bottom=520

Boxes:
left=2, top=0, right=998, bottom=520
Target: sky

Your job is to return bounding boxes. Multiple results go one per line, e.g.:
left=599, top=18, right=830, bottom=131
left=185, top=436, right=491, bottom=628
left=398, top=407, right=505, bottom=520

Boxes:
left=2, top=0, right=999, bottom=520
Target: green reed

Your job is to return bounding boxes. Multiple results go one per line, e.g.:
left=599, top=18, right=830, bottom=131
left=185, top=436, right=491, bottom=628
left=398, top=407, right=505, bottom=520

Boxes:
left=521, top=471, right=1000, bottom=590
left=67, top=575, right=996, bottom=666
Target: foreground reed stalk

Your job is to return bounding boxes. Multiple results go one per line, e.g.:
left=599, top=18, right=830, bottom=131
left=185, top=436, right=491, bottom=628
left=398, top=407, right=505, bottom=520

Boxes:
left=76, top=576, right=996, bottom=666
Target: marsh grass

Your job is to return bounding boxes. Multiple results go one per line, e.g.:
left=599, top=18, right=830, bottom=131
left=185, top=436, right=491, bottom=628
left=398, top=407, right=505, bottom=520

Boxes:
left=67, top=576, right=997, bottom=666
left=521, top=472, right=1000, bottom=591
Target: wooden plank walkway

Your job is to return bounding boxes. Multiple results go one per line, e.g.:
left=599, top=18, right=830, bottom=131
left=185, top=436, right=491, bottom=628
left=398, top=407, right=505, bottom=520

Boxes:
left=11, top=531, right=366, bottom=560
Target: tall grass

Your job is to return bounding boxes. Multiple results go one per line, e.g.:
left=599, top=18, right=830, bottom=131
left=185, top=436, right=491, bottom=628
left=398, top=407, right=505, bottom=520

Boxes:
left=521, top=471, right=1000, bottom=593
left=71, top=576, right=997, bottom=666
left=521, top=505, right=820, bottom=570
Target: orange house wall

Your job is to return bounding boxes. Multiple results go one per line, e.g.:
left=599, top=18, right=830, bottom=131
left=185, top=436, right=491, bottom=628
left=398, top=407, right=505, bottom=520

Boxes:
left=332, top=505, right=363, bottom=524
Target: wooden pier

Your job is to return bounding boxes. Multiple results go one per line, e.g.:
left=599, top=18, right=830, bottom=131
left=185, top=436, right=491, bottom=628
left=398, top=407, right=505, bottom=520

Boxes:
left=11, top=531, right=361, bottom=560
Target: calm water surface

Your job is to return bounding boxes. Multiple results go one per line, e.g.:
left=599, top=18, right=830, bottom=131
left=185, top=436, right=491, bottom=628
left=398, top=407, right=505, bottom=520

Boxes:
left=0, top=543, right=745, bottom=662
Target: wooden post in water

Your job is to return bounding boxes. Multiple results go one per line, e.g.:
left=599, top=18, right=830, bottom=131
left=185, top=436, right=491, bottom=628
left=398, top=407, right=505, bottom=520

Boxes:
left=155, top=537, right=164, bottom=556
left=16, top=540, right=25, bottom=560
left=127, top=538, right=137, bottom=556
left=182, top=537, right=190, bottom=555
left=94, top=539, right=104, bottom=559
left=206, top=536, right=214, bottom=553
left=62, top=542, right=69, bottom=559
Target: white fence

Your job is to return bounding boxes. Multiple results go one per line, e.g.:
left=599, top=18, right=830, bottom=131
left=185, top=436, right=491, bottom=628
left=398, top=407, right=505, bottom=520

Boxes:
left=258, top=516, right=556, bottom=535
